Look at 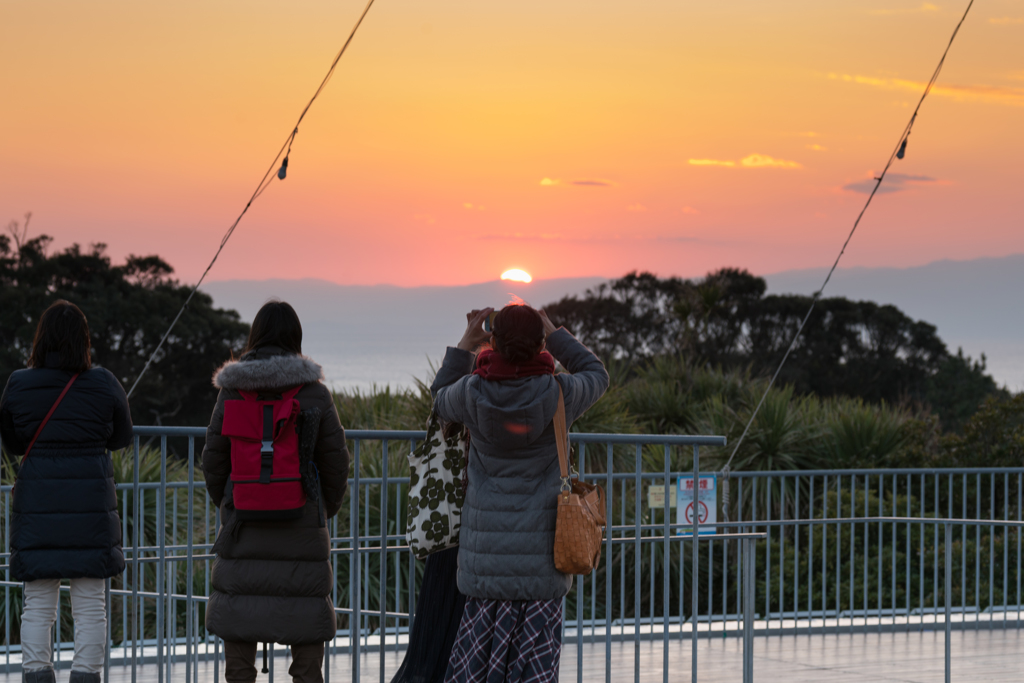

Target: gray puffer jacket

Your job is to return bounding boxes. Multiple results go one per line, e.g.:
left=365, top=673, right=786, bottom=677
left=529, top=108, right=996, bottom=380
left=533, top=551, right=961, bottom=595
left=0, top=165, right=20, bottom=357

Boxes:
left=431, top=327, right=609, bottom=601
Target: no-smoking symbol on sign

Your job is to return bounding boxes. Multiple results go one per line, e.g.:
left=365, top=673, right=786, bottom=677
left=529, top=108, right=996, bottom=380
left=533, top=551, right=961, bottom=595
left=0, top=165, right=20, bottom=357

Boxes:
left=683, top=500, right=710, bottom=525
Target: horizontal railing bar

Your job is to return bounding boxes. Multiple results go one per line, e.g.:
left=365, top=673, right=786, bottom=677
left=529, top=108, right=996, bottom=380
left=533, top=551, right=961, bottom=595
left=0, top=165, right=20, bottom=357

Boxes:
left=128, top=543, right=214, bottom=553
left=0, top=582, right=210, bottom=602
left=6, top=468, right=1024, bottom=494
left=605, top=522, right=767, bottom=535
left=131, top=554, right=216, bottom=563
left=345, top=430, right=425, bottom=440
left=301, top=468, right=1024, bottom=485
left=702, top=516, right=1024, bottom=529
left=329, top=545, right=411, bottom=554
left=13, top=552, right=219, bottom=562
left=604, top=532, right=766, bottom=544
left=113, top=482, right=208, bottom=489
left=132, top=426, right=207, bottom=436
left=335, top=607, right=410, bottom=619
left=127, top=427, right=730, bottom=447
left=347, top=430, right=728, bottom=446
left=725, top=466, right=1024, bottom=476
left=569, top=433, right=728, bottom=446
left=90, top=428, right=1024, bottom=476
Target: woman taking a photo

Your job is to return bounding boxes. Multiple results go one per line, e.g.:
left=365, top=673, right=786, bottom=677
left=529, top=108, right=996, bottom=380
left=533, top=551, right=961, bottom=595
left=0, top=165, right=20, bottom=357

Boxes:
left=202, top=300, right=349, bottom=683
left=0, top=301, right=132, bottom=683
left=431, top=304, right=609, bottom=683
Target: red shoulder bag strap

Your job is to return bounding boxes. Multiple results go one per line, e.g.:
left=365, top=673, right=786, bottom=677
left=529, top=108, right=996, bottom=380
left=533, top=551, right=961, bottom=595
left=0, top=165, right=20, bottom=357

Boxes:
left=22, top=373, right=80, bottom=464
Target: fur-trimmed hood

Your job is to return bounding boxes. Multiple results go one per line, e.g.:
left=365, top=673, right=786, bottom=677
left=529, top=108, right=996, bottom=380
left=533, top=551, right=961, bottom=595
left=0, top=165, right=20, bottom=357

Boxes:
left=213, top=349, right=324, bottom=391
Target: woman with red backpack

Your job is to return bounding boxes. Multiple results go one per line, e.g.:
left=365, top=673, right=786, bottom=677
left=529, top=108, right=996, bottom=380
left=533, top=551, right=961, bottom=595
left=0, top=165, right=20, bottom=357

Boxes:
left=201, top=301, right=349, bottom=683
left=0, top=300, right=133, bottom=683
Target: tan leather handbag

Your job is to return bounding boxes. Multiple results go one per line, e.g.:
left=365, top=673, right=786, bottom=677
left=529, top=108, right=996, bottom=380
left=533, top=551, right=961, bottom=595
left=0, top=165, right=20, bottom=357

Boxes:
left=552, top=385, right=607, bottom=575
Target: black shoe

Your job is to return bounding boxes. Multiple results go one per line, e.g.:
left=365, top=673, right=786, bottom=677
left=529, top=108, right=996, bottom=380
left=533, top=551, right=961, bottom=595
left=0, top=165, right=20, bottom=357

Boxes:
left=68, top=672, right=101, bottom=683
left=23, top=670, right=56, bottom=683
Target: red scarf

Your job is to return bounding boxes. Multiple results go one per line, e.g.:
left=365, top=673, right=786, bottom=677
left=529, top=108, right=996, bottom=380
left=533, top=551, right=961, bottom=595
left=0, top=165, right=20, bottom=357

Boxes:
left=473, top=349, right=555, bottom=381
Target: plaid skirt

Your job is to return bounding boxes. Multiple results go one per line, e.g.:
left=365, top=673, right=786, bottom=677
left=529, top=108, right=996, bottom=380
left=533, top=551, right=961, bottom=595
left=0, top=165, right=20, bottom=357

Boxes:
left=443, top=597, right=563, bottom=683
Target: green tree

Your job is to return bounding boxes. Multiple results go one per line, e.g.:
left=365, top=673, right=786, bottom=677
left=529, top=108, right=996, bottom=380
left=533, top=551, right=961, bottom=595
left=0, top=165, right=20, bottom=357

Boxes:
left=940, top=394, right=1024, bottom=468
left=546, top=269, right=1001, bottom=432
left=1, top=222, right=248, bottom=429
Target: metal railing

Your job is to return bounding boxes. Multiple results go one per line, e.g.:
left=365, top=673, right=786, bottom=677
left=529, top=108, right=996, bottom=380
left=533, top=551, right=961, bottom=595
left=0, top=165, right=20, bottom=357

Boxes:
left=1, top=427, right=1022, bottom=683
left=725, top=467, right=1024, bottom=633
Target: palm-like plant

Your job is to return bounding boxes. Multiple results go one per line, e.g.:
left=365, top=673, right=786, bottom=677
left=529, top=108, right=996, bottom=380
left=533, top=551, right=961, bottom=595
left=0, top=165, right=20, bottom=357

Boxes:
left=818, top=399, right=910, bottom=468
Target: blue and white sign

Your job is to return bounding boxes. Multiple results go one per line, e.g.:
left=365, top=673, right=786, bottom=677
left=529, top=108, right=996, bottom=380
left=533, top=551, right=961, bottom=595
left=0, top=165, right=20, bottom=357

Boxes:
left=676, top=474, right=717, bottom=535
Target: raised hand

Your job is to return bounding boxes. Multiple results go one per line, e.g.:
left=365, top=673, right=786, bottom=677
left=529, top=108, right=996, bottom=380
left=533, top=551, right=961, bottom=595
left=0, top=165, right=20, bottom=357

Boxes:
left=457, top=308, right=495, bottom=352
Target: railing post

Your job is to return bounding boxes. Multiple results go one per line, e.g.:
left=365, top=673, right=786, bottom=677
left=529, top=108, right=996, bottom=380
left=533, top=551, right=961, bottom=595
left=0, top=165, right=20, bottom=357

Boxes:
left=131, top=437, right=140, bottom=683
left=662, top=444, right=670, bottom=683
left=104, top=577, right=111, bottom=683
left=578, top=441, right=586, bottom=683
left=633, top=444, right=642, bottom=683
left=158, top=435, right=167, bottom=683
left=215, top=505, right=222, bottom=683
left=186, top=439, right=195, bottom=683
left=379, top=439, right=389, bottom=683
left=945, top=521, right=952, bottom=683
left=352, top=440, right=361, bottom=683
left=691, top=445, right=699, bottom=683
left=743, top=536, right=755, bottom=683
left=605, top=444, right=613, bottom=683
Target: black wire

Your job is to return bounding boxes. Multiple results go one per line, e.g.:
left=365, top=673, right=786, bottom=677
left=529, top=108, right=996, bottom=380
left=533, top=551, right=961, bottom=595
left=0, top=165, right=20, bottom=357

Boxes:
left=722, top=0, right=975, bottom=470
left=125, top=0, right=378, bottom=399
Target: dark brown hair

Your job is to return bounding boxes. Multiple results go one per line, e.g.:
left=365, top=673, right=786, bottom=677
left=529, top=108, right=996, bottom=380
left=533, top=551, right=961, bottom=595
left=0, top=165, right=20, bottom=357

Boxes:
left=243, top=300, right=303, bottom=355
left=492, top=304, right=544, bottom=364
left=27, top=300, right=93, bottom=372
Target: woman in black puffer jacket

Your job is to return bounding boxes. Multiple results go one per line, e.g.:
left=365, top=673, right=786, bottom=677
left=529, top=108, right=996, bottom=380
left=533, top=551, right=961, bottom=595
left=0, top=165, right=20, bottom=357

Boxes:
left=0, top=301, right=132, bottom=683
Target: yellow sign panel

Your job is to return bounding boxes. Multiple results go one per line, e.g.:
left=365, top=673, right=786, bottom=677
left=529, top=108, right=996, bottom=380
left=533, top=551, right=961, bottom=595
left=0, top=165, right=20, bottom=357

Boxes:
left=647, top=485, right=677, bottom=509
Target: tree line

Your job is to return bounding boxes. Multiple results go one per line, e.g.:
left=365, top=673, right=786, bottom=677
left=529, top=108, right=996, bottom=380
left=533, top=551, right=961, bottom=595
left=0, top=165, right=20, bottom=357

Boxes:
left=545, top=269, right=1002, bottom=432
left=0, top=227, right=1007, bottom=437
left=1, top=223, right=248, bottom=430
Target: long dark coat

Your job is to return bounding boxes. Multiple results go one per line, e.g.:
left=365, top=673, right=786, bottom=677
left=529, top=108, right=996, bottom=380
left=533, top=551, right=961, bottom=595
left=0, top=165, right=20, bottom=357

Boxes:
left=0, top=361, right=132, bottom=581
left=202, top=346, right=349, bottom=645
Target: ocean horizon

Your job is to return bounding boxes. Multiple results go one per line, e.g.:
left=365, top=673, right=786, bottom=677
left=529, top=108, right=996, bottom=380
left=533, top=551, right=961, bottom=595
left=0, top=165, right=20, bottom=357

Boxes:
left=202, top=255, right=1024, bottom=394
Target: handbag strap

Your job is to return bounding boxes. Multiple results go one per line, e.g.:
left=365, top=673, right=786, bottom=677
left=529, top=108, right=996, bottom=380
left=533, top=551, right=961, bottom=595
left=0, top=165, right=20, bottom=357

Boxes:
left=22, top=373, right=80, bottom=464
left=554, top=384, right=571, bottom=492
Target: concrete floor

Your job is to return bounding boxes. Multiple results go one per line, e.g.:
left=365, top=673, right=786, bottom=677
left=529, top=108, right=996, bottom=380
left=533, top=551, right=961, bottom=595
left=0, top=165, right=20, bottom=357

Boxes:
left=2, top=629, right=1022, bottom=682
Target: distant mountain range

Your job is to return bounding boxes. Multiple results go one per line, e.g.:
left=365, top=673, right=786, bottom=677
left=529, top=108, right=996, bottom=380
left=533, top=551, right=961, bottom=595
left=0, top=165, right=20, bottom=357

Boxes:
left=202, top=254, right=1024, bottom=391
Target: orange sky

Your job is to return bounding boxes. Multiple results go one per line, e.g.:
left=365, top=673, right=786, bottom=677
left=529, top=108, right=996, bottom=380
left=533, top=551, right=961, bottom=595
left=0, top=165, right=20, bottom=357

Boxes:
left=3, top=0, right=1022, bottom=286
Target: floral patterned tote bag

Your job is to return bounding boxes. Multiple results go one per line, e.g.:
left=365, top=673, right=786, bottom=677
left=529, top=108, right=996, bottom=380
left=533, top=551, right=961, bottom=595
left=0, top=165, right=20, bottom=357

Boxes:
left=406, top=409, right=465, bottom=559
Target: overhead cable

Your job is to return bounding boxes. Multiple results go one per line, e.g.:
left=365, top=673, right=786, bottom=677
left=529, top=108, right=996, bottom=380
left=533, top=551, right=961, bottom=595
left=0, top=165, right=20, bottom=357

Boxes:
left=126, top=0, right=378, bottom=399
left=720, top=0, right=976, bottom=476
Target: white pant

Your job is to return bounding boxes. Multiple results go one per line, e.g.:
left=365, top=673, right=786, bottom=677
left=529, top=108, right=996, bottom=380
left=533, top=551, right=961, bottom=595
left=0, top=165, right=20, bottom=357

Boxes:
left=21, top=579, right=106, bottom=674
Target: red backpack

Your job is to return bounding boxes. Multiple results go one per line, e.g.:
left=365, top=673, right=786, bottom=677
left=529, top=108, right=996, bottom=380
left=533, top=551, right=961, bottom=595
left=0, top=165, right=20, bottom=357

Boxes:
left=221, top=386, right=306, bottom=519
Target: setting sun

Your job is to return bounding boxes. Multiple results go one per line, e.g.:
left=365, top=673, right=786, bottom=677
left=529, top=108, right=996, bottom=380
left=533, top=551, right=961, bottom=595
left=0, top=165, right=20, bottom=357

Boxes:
left=500, top=269, right=532, bottom=283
